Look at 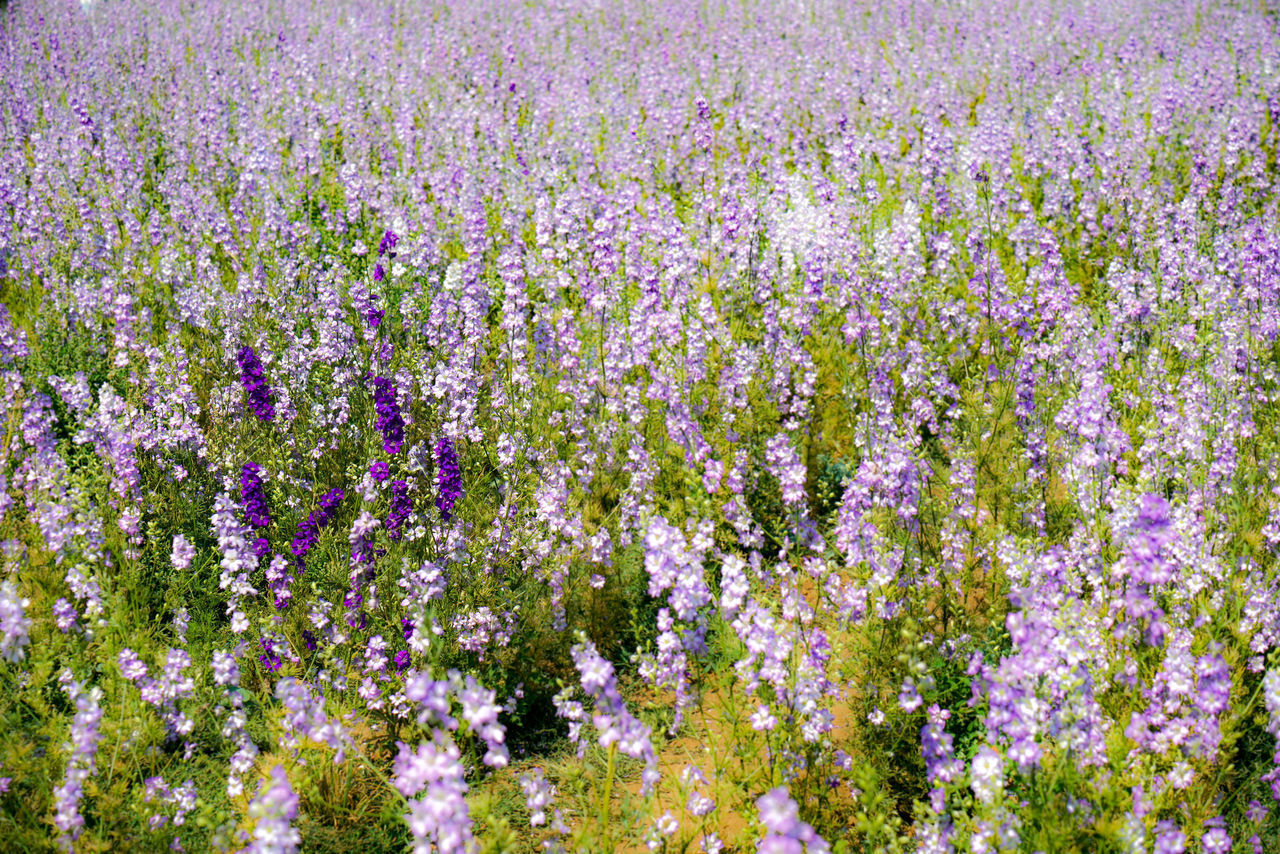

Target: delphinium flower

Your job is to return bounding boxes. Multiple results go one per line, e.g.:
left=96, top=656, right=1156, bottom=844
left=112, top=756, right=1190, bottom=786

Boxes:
left=518, top=768, right=557, bottom=828
left=639, top=517, right=712, bottom=732
left=1125, top=628, right=1230, bottom=763
left=921, top=705, right=964, bottom=812
left=171, top=534, right=195, bottom=571
left=456, top=674, right=509, bottom=768
left=212, top=649, right=257, bottom=799
left=143, top=776, right=197, bottom=831
left=52, top=671, right=104, bottom=852
left=369, top=460, right=390, bottom=483
left=1258, top=668, right=1280, bottom=799
left=244, top=766, right=301, bottom=854
left=52, top=597, right=78, bottom=633
left=274, top=677, right=351, bottom=761
left=237, top=346, right=275, bottom=423
left=765, top=433, right=808, bottom=509
left=1153, top=821, right=1187, bottom=854
left=682, top=766, right=715, bottom=818
left=969, top=745, right=1004, bottom=806
left=212, top=495, right=259, bottom=634
left=259, top=637, right=283, bottom=673
left=386, top=479, right=412, bottom=541
left=290, top=487, right=344, bottom=563
left=564, top=635, right=660, bottom=794
left=393, top=731, right=473, bottom=853
left=240, top=463, right=271, bottom=558
left=453, top=606, right=517, bottom=662
left=348, top=510, right=380, bottom=584
left=0, top=578, right=31, bottom=661
left=435, top=437, right=462, bottom=521
left=372, top=377, right=405, bottom=455
left=644, top=812, right=679, bottom=851
left=118, top=648, right=196, bottom=738
left=755, top=786, right=830, bottom=853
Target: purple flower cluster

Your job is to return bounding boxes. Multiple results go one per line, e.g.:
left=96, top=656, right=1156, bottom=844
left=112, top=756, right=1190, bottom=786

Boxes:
left=371, top=377, right=405, bottom=455
left=275, top=677, right=352, bottom=761
left=240, top=463, right=271, bottom=559
left=558, top=635, right=660, bottom=795
left=756, top=787, right=830, bottom=854
left=236, top=346, right=275, bottom=424
left=52, top=672, right=104, bottom=851
left=118, top=647, right=196, bottom=738
left=211, top=648, right=257, bottom=799
left=244, top=766, right=301, bottom=854
left=434, top=437, right=462, bottom=522
left=290, top=488, right=344, bottom=561
left=0, top=579, right=31, bottom=662
left=393, top=732, right=473, bottom=853
left=385, top=479, right=412, bottom=541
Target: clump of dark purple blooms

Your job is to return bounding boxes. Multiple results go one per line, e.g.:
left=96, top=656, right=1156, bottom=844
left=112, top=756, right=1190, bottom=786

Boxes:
left=236, top=345, right=275, bottom=423
left=372, top=377, right=405, bottom=455
left=259, top=637, right=283, bottom=673
left=435, top=438, right=463, bottom=522
left=241, top=462, right=271, bottom=558
left=386, top=480, right=412, bottom=541
left=290, top=488, right=344, bottom=561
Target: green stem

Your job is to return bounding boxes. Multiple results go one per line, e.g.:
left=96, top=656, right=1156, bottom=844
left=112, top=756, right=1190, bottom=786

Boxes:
left=600, top=743, right=617, bottom=844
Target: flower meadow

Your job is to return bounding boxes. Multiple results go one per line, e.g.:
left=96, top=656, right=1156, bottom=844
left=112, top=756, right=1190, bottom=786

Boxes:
left=3, top=0, right=1280, bottom=851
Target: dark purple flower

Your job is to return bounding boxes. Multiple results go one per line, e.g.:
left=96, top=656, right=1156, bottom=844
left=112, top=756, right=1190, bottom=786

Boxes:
left=291, top=488, right=344, bottom=559
left=240, top=463, right=271, bottom=529
left=378, top=230, right=398, bottom=257
left=394, top=650, right=410, bottom=670
left=370, top=461, right=390, bottom=483
left=372, top=377, right=405, bottom=455
left=435, top=438, right=462, bottom=522
left=236, top=346, right=275, bottom=423
left=386, top=480, right=412, bottom=541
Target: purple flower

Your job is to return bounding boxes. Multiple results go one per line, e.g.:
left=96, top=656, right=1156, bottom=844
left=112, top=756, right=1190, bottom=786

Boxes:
left=53, top=674, right=104, bottom=849
left=386, top=479, right=412, bottom=541
left=240, top=463, right=270, bottom=529
left=236, top=346, right=275, bottom=423
left=290, top=488, right=344, bottom=559
left=0, top=580, right=31, bottom=661
left=245, top=766, right=301, bottom=854
left=372, top=377, right=405, bottom=455
left=435, top=438, right=462, bottom=522
left=171, top=535, right=195, bottom=571
left=756, top=787, right=829, bottom=853
left=378, top=229, right=399, bottom=257
left=369, top=461, right=390, bottom=483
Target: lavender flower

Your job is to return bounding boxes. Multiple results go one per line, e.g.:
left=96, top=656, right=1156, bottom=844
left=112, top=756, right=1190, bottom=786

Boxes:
left=756, top=787, right=830, bottom=853
left=245, top=766, right=301, bottom=854
left=52, top=673, right=104, bottom=851
left=171, top=534, right=195, bottom=571
left=0, top=579, right=31, bottom=661
left=393, top=732, right=473, bottom=853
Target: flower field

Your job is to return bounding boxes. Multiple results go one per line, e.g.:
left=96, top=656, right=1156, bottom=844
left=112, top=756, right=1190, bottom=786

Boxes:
left=3, top=0, right=1280, bottom=851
